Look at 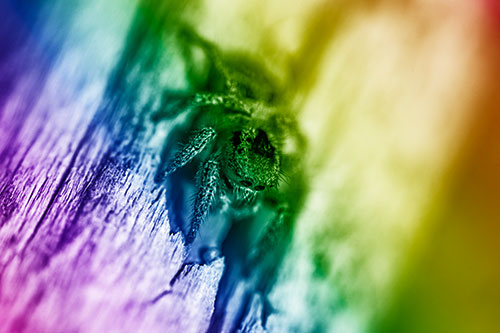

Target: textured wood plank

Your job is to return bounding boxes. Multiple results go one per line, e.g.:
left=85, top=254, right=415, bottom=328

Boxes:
left=0, top=1, right=225, bottom=332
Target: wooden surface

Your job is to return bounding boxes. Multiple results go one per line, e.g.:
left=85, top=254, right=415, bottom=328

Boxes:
left=0, top=2, right=229, bottom=332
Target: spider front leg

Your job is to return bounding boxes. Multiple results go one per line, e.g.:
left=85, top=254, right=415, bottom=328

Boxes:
left=186, top=158, right=221, bottom=244
left=160, top=127, right=216, bottom=179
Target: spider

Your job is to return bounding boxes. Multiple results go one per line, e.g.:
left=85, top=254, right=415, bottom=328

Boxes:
left=153, top=27, right=307, bottom=273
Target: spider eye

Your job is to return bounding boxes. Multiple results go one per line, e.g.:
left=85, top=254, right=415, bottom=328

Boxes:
left=241, top=180, right=252, bottom=187
left=232, top=131, right=242, bottom=147
left=243, top=86, right=255, bottom=99
left=253, top=129, right=275, bottom=159
left=255, top=185, right=265, bottom=191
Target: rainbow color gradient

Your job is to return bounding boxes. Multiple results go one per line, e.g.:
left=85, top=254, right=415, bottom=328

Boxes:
left=1, top=0, right=500, bottom=332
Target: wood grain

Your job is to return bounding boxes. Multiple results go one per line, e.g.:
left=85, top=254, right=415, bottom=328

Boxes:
left=0, top=2, right=226, bottom=332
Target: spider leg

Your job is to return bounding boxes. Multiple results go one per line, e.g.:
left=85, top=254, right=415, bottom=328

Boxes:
left=247, top=204, right=291, bottom=268
left=178, top=26, right=238, bottom=92
left=192, top=92, right=268, bottom=116
left=152, top=91, right=266, bottom=122
left=150, top=92, right=188, bottom=121
left=186, top=159, right=221, bottom=244
left=162, top=127, right=216, bottom=177
left=153, top=28, right=245, bottom=122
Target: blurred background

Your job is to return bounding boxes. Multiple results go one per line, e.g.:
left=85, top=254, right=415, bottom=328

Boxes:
left=2, top=0, right=500, bottom=332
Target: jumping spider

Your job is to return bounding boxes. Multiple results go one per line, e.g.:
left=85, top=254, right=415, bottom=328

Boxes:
left=154, top=27, right=306, bottom=270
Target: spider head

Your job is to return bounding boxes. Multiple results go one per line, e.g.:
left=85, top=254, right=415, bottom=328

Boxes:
left=225, top=127, right=280, bottom=192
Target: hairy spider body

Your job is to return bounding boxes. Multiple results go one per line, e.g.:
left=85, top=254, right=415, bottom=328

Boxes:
left=154, top=28, right=307, bottom=275
left=166, top=102, right=289, bottom=244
